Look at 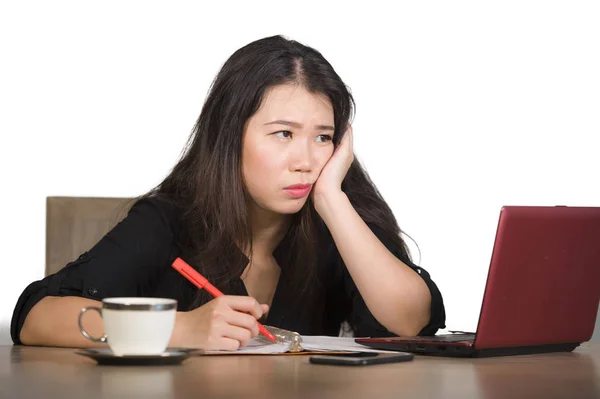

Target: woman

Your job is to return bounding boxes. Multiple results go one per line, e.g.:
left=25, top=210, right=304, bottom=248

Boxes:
left=12, top=35, right=445, bottom=351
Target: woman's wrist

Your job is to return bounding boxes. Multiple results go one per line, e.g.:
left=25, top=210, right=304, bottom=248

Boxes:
left=313, top=190, right=348, bottom=222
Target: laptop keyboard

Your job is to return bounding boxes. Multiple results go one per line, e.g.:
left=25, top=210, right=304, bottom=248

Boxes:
left=396, top=334, right=475, bottom=342
left=432, top=334, right=475, bottom=342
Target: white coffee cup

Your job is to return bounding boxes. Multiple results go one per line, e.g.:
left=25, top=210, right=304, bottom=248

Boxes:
left=78, top=297, right=177, bottom=356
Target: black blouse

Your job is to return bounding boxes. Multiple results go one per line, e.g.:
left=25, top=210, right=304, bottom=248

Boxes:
left=11, top=197, right=446, bottom=344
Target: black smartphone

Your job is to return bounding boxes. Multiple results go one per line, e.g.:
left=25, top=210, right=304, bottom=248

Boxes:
left=309, top=352, right=414, bottom=366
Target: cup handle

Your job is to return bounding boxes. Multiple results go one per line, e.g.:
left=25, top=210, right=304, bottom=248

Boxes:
left=78, top=306, right=107, bottom=343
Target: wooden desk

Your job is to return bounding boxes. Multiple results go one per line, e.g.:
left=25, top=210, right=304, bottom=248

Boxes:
left=1, top=343, right=599, bottom=398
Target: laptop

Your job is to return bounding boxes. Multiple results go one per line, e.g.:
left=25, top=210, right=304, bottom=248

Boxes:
left=356, top=205, right=600, bottom=357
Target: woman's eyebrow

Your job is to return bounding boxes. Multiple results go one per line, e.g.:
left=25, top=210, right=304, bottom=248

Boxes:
left=264, top=120, right=335, bottom=131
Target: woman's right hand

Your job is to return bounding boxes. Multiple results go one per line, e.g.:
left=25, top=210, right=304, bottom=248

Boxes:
left=172, top=295, right=269, bottom=351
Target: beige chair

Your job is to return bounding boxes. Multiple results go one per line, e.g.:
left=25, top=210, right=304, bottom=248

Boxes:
left=45, top=196, right=134, bottom=276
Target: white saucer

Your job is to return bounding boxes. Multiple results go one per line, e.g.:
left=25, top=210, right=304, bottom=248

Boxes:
left=75, top=347, right=198, bottom=366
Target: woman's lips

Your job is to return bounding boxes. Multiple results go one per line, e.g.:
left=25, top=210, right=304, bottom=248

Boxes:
left=283, top=184, right=312, bottom=198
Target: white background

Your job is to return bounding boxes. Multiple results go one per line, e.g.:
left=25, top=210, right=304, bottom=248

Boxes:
left=0, top=1, right=598, bottom=345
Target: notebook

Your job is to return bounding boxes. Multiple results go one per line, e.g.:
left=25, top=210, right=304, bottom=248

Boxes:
left=356, top=205, right=600, bottom=357
left=204, top=326, right=397, bottom=355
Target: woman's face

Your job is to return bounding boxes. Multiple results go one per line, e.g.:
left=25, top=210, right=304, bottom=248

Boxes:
left=242, top=84, right=335, bottom=216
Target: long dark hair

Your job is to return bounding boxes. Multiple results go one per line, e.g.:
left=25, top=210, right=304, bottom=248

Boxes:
left=148, top=35, right=410, bottom=328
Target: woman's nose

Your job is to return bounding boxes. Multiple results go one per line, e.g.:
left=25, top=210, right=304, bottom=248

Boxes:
left=289, top=141, right=314, bottom=173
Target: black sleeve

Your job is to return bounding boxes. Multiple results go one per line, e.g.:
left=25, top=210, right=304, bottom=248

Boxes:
left=342, top=224, right=446, bottom=337
left=10, top=197, right=177, bottom=344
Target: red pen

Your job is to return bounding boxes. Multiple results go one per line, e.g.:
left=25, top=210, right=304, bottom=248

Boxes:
left=172, top=257, right=277, bottom=343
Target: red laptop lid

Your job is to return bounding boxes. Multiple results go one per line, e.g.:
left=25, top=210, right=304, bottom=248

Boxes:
left=474, top=206, right=600, bottom=349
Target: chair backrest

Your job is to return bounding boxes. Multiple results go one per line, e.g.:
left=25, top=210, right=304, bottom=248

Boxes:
left=46, top=196, right=134, bottom=276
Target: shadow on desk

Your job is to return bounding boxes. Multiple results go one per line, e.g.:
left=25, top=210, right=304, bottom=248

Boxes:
left=168, top=353, right=432, bottom=398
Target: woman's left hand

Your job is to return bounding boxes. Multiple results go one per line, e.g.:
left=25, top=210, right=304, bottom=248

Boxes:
left=312, top=125, right=354, bottom=201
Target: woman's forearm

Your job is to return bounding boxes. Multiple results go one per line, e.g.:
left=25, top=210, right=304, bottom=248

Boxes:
left=20, top=296, right=106, bottom=347
left=315, top=192, right=431, bottom=336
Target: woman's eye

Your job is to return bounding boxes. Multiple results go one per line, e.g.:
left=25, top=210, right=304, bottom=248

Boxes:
left=316, top=134, right=333, bottom=143
left=275, top=131, right=292, bottom=139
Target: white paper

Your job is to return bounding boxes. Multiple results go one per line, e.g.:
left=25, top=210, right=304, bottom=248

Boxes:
left=298, top=336, right=397, bottom=353
left=204, top=335, right=397, bottom=355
